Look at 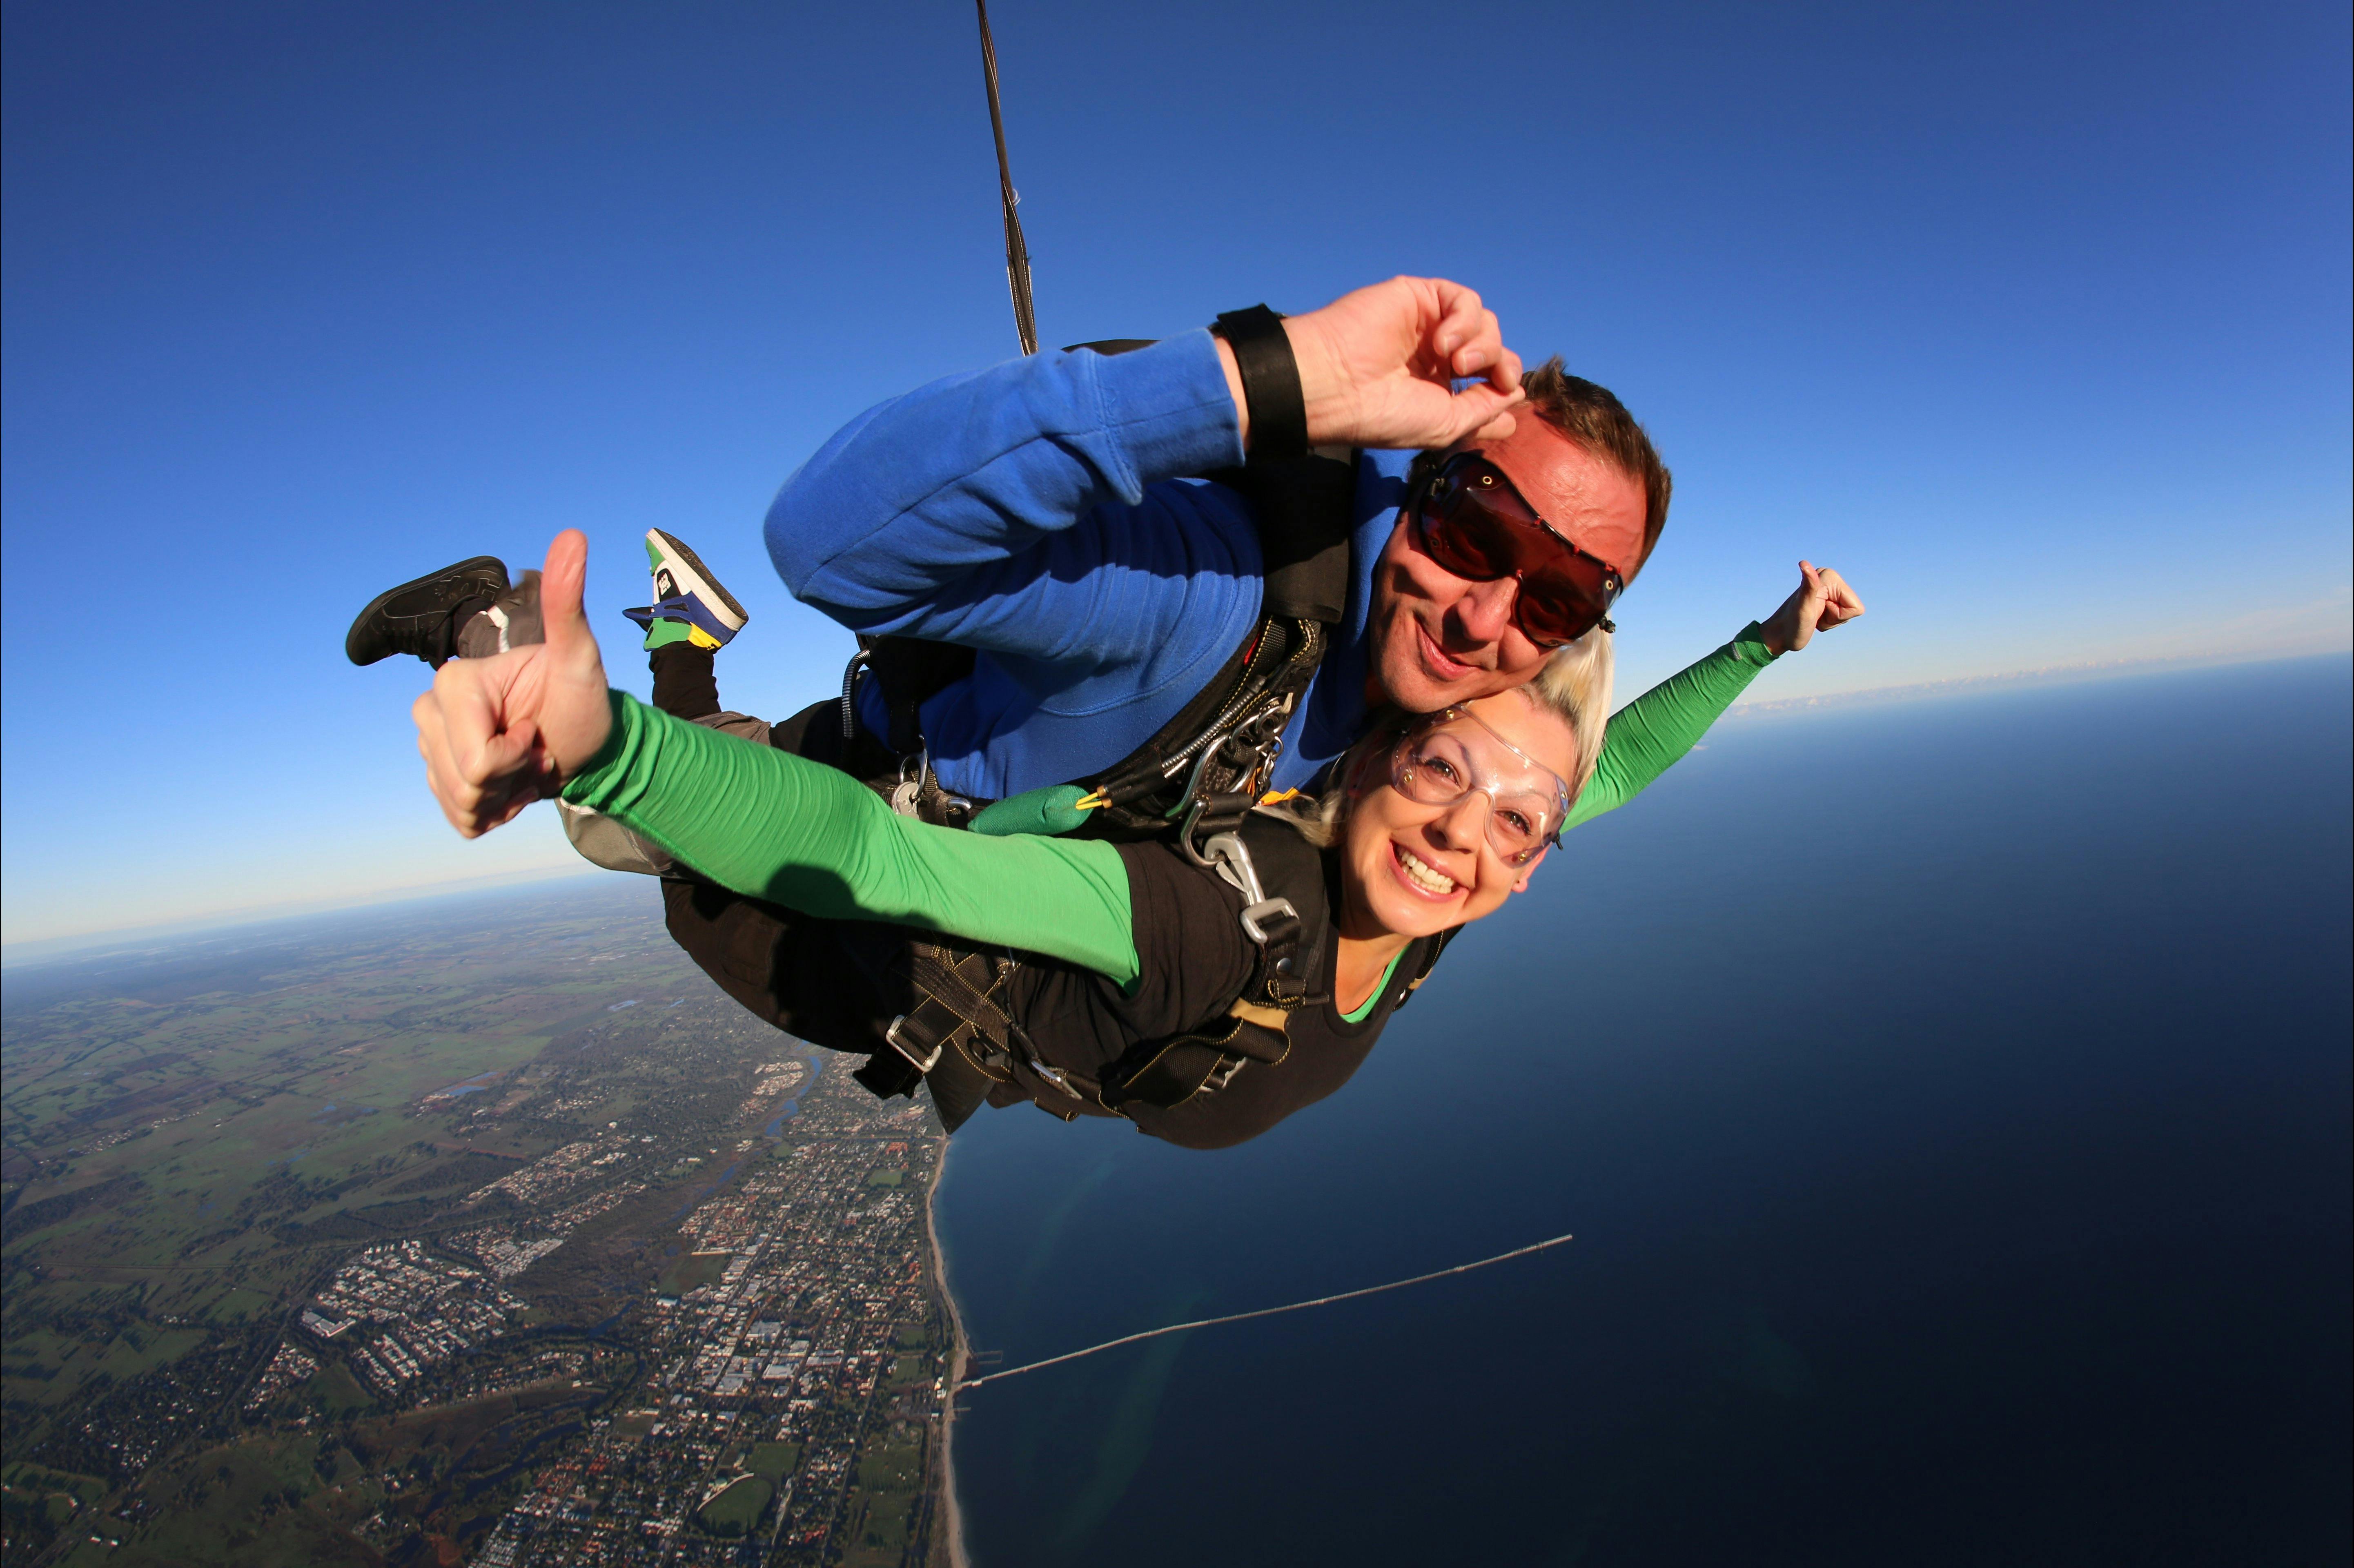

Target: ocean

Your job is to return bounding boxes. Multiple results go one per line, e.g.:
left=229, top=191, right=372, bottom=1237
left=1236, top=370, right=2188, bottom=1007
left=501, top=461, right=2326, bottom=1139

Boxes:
left=933, top=656, right=2353, bottom=1566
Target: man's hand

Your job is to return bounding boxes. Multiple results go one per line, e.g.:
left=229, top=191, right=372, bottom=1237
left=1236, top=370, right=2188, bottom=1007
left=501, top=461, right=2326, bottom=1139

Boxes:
left=1219, top=277, right=1527, bottom=453
left=412, top=529, right=614, bottom=837
left=1757, top=561, right=1866, bottom=657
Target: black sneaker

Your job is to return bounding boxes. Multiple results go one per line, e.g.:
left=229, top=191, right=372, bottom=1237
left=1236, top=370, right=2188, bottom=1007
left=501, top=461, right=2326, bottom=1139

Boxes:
left=345, top=557, right=511, bottom=667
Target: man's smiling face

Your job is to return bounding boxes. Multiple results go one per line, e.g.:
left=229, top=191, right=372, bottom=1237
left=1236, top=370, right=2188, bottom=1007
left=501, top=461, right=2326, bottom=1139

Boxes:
left=1367, top=417, right=1648, bottom=714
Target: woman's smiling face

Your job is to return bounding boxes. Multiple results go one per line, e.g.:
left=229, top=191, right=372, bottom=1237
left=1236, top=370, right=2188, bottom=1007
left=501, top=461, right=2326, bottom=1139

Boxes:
left=1338, top=692, right=1579, bottom=941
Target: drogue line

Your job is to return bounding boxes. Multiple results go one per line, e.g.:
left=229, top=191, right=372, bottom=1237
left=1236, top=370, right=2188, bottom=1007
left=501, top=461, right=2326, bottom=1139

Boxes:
left=957, top=1232, right=1575, bottom=1392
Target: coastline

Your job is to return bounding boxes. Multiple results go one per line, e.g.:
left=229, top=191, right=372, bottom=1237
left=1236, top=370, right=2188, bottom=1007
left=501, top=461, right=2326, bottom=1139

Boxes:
left=924, top=1130, right=971, bottom=1568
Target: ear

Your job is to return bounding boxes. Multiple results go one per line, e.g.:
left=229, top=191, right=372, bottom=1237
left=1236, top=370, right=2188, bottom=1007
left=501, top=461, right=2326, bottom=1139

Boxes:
left=1510, top=844, right=1548, bottom=894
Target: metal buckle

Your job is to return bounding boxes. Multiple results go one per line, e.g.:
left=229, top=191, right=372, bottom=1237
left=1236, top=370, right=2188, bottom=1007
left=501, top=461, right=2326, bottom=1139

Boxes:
left=1178, top=796, right=1221, bottom=867
left=889, top=748, right=931, bottom=818
left=1238, top=897, right=1298, bottom=945
left=1170, top=733, right=1238, bottom=816
left=1199, top=831, right=1263, bottom=902
left=1194, top=830, right=1300, bottom=947
left=883, top=1016, right=943, bottom=1075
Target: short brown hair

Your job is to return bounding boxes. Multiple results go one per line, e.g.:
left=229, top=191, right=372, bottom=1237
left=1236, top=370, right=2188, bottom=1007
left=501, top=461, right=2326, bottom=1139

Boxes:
left=1521, top=358, right=1672, bottom=576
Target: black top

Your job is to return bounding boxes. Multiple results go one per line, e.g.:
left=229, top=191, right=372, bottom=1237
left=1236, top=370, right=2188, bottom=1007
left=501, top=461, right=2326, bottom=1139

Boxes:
left=989, top=822, right=1439, bottom=1149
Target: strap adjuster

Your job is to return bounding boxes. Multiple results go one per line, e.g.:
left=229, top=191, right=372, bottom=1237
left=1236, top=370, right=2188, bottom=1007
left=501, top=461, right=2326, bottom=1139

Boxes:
left=884, top=1015, right=943, bottom=1074
left=1239, top=897, right=1299, bottom=946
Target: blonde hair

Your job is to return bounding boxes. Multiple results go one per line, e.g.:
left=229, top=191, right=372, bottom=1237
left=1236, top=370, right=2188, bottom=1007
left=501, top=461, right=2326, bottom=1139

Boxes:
left=1527, top=624, right=1614, bottom=799
left=1262, top=627, right=1614, bottom=847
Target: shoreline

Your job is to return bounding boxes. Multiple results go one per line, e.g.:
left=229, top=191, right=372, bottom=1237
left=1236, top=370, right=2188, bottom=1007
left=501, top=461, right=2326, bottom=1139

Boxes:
left=923, top=1131, right=970, bottom=1568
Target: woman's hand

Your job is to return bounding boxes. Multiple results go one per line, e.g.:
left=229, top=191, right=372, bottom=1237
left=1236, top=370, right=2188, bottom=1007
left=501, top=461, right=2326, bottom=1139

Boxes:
left=1757, top=561, right=1865, bottom=657
left=412, top=529, right=614, bottom=837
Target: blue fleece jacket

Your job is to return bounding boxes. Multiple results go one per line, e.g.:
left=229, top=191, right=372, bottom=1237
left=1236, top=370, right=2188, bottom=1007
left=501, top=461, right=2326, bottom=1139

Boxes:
left=766, top=330, right=1403, bottom=799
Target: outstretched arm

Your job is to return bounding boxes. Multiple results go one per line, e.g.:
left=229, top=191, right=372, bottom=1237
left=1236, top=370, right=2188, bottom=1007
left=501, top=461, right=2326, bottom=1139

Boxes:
left=568, top=693, right=1140, bottom=984
left=1566, top=563, right=1865, bottom=830
left=410, top=532, right=1142, bottom=981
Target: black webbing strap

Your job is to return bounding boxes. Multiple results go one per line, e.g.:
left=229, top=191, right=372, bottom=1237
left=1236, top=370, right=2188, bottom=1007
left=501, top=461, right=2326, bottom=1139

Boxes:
left=1098, top=817, right=1326, bottom=1111
left=1227, top=820, right=1325, bottom=1009
left=1098, top=1010, right=1289, bottom=1108
left=1245, top=902, right=1308, bottom=1008
left=1225, top=453, right=1356, bottom=625
left=855, top=942, right=1013, bottom=1101
left=908, top=944, right=1018, bottom=1051
left=856, top=635, right=977, bottom=759
left=1212, top=305, right=1307, bottom=463
left=1178, top=790, right=1258, bottom=847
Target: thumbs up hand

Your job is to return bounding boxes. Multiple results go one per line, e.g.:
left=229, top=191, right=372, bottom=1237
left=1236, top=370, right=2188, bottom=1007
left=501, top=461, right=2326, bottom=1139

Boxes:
left=412, top=529, right=615, bottom=837
left=1758, top=561, right=1866, bottom=657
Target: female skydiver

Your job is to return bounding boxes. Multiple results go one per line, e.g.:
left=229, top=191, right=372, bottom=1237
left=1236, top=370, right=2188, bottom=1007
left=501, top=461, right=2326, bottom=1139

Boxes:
left=399, top=529, right=1862, bottom=1150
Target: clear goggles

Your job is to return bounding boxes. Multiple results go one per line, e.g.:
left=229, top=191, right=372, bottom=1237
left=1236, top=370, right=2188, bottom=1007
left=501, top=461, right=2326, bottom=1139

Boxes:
left=1386, top=706, right=1571, bottom=866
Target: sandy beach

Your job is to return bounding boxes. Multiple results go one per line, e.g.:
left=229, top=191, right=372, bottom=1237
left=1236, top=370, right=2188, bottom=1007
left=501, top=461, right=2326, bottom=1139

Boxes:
left=924, top=1134, right=970, bottom=1568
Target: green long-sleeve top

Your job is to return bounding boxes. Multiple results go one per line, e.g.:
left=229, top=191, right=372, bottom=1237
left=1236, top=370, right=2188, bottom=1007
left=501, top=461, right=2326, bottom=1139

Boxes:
left=562, top=626, right=1778, bottom=986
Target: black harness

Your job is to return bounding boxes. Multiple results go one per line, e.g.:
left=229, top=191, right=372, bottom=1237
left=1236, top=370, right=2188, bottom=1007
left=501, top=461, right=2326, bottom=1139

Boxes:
left=860, top=811, right=1461, bottom=1130
left=861, top=815, right=1301, bottom=1119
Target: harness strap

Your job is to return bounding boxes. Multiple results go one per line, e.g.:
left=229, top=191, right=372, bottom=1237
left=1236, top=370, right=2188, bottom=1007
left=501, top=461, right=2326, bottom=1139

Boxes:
left=1095, top=817, right=1326, bottom=1111
left=1211, top=305, right=1307, bottom=463
left=855, top=941, right=1013, bottom=1101
left=1207, top=450, right=1358, bottom=625
left=1082, top=614, right=1323, bottom=837
left=1098, top=1003, right=1292, bottom=1108
left=851, top=819, right=1352, bottom=1118
left=855, top=635, right=977, bottom=761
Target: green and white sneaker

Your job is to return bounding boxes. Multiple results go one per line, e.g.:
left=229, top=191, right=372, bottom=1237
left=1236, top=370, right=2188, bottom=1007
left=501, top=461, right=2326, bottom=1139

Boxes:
left=623, top=530, right=748, bottom=651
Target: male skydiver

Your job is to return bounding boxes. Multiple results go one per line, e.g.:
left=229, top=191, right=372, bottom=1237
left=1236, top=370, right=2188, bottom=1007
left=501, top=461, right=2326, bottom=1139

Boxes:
left=769, top=276, right=1661, bottom=803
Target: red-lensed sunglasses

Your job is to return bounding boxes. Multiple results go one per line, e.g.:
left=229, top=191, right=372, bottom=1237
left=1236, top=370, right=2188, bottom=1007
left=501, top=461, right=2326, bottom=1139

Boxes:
left=1410, top=453, right=1624, bottom=648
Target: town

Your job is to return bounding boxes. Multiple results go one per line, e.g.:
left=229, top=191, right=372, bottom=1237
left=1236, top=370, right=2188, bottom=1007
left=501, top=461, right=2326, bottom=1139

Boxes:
left=460, top=1067, right=953, bottom=1565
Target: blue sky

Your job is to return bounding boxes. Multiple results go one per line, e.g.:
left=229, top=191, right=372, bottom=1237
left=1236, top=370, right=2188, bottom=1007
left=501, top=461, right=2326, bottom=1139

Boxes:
left=4, top=0, right=2347, bottom=947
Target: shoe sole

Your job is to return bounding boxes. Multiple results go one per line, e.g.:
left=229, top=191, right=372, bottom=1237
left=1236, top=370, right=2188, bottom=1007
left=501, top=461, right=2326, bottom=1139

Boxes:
left=345, top=556, right=510, bottom=665
left=647, top=530, right=749, bottom=626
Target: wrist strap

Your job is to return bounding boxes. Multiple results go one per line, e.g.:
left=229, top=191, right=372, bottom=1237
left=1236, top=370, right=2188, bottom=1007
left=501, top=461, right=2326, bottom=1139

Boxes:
left=1211, top=305, right=1307, bottom=463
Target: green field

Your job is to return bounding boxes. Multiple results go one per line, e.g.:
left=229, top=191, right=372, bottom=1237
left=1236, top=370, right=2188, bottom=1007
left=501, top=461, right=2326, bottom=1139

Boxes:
left=839, top=1434, right=927, bottom=1568
left=697, top=1474, right=772, bottom=1536
left=747, top=1439, right=800, bottom=1479
left=657, top=1249, right=734, bottom=1295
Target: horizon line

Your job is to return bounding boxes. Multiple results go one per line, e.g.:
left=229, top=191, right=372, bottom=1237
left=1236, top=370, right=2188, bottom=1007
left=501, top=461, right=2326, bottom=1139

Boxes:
left=8, top=644, right=2347, bottom=962
left=1723, top=641, right=2349, bottom=717
left=0, top=862, right=602, bottom=969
